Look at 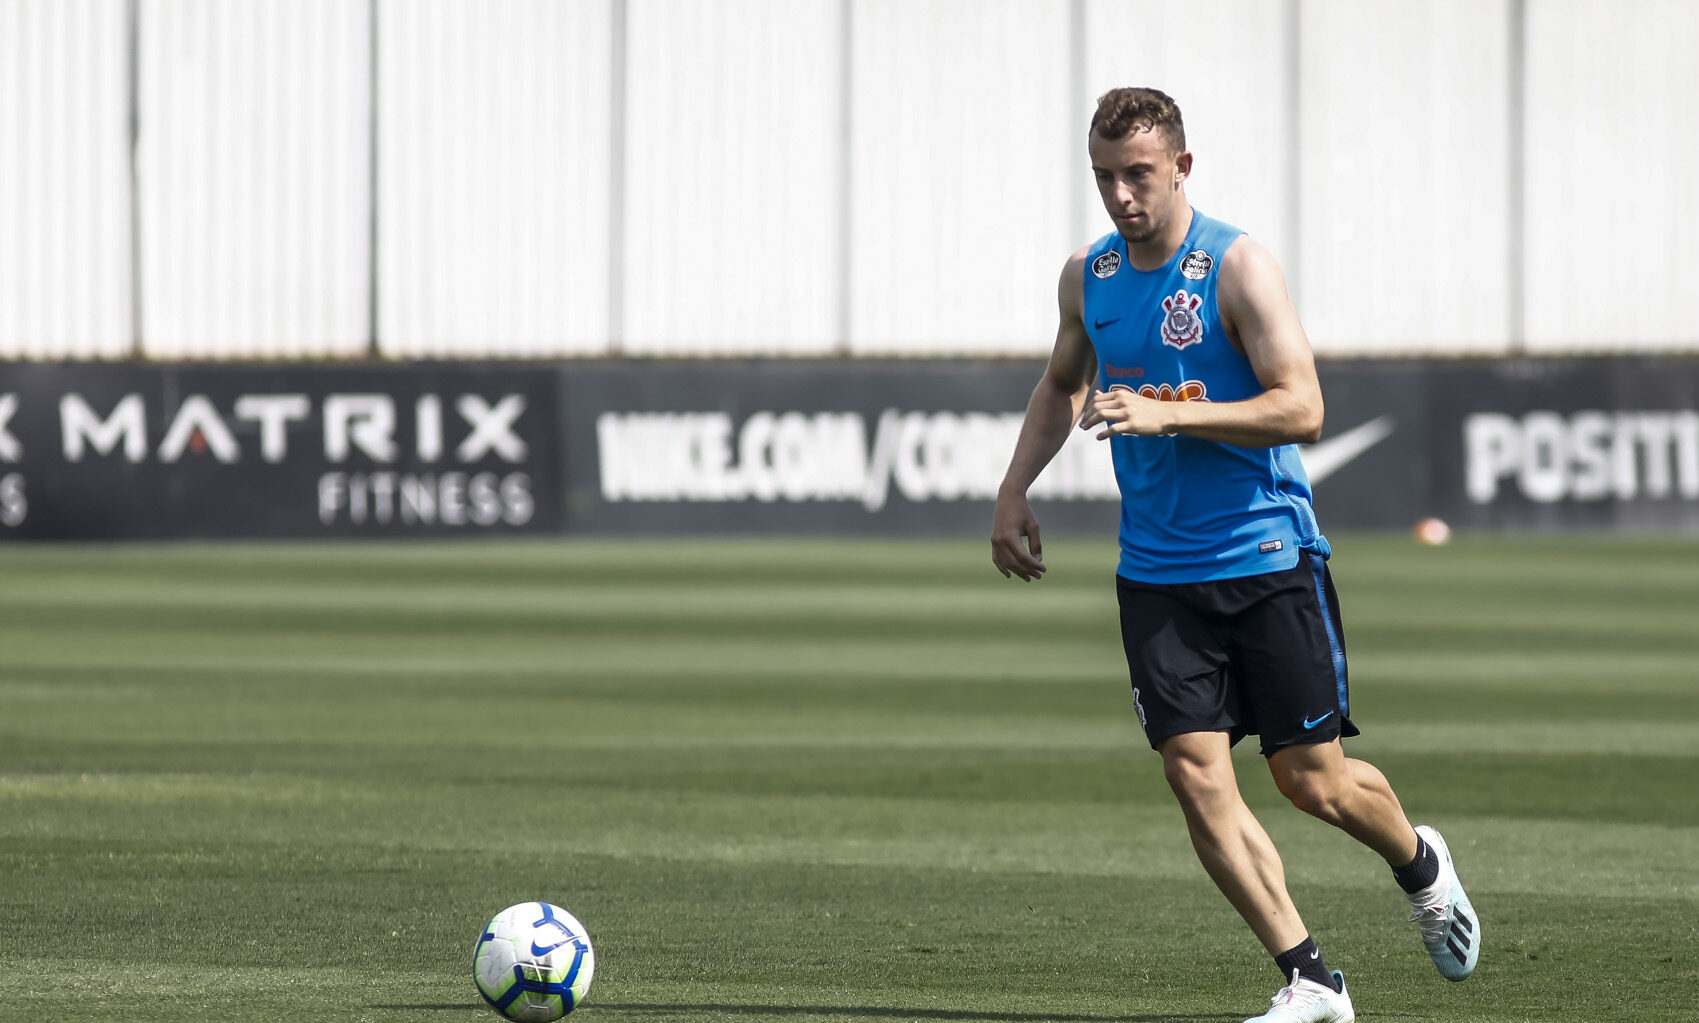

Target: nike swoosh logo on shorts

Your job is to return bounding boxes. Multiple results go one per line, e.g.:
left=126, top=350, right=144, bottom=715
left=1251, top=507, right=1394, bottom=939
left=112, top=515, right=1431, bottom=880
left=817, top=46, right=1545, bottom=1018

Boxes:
left=1297, top=415, right=1396, bottom=484
left=1302, top=711, right=1335, bottom=730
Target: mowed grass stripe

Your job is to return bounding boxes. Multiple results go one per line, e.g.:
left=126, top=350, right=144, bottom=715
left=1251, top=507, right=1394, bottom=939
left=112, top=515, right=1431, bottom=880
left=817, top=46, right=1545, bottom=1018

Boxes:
left=2, top=532, right=1694, bottom=588
left=0, top=636, right=1127, bottom=682
left=6, top=683, right=1697, bottom=757
left=6, top=660, right=1697, bottom=722
left=5, top=646, right=1694, bottom=715
left=4, top=732, right=1697, bottom=826
left=2, top=590, right=1692, bottom=650
left=5, top=769, right=1697, bottom=904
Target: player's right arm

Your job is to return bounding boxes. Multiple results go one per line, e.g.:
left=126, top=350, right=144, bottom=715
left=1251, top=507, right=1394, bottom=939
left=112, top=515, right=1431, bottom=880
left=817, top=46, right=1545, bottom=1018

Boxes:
left=991, top=247, right=1098, bottom=581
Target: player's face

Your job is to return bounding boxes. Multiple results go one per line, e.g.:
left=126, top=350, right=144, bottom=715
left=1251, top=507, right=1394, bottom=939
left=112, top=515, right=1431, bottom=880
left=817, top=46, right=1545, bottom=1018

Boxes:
left=1089, top=127, right=1190, bottom=245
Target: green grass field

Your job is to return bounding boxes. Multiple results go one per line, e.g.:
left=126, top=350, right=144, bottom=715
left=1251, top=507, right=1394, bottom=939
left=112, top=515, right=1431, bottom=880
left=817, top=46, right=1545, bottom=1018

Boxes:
left=0, top=535, right=1695, bottom=1023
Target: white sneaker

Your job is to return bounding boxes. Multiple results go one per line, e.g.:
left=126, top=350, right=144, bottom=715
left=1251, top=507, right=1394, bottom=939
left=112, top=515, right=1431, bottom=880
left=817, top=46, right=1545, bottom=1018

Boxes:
left=1405, top=824, right=1480, bottom=981
left=1242, top=968, right=1354, bottom=1023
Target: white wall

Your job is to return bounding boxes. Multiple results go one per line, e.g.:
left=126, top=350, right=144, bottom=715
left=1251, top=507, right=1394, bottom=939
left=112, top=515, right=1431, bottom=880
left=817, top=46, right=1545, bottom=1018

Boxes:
left=0, top=0, right=131, bottom=359
left=622, top=0, right=842, bottom=356
left=2, top=0, right=1696, bottom=360
left=847, top=0, right=1072, bottom=355
left=1522, top=0, right=1699, bottom=352
left=135, top=0, right=369, bottom=358
left=376, top=0, right=612, bottom=358
left=1297, top=0, right=1514, bottom=355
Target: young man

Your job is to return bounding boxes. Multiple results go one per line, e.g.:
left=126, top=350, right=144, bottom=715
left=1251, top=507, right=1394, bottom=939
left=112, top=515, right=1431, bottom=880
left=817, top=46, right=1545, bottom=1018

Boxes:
left=990, top=88, right=1480, bottom=1023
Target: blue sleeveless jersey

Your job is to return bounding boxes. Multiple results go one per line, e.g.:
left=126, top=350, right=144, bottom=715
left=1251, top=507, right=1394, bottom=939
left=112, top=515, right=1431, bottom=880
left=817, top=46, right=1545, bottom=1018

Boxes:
left=1083, top=209, right=1326, bottom=583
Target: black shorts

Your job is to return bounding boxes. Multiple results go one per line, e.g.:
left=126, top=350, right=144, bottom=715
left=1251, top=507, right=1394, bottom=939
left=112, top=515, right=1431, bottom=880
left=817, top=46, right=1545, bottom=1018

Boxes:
left=1116, top=552, right=1359, bottom=757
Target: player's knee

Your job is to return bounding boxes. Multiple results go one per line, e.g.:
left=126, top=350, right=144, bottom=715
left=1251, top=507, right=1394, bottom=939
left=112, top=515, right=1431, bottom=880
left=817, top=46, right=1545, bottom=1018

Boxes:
left=1162, top=750, right=1233, bottom=810
left=1274, top=768, right=1346, bottom=824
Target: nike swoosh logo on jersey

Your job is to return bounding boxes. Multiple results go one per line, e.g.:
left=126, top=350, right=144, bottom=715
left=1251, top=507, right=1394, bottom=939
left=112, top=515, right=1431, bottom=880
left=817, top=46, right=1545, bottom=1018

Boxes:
left=1297, top=415, right=1395, bottom=484
left=1093, top=316, right=1122, bottom=329
left=1302, top=711, right=1335, bottom=730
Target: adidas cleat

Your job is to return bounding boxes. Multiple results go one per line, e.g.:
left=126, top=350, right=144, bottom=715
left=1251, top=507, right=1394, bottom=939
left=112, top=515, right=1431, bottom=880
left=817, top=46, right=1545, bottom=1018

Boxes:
left=1405, top=824, right=1480, bottom=981
left=1242, top=969, right=1354, bottom=1023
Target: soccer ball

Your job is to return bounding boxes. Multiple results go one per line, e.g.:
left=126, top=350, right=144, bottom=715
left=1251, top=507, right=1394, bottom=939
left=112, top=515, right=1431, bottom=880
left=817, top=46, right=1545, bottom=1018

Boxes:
left=473, top=902, right=595, bottom=1021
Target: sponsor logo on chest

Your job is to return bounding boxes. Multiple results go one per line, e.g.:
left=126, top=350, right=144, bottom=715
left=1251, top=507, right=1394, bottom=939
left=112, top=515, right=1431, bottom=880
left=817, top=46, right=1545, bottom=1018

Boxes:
left=1112, top=380, right=1209, bottom=403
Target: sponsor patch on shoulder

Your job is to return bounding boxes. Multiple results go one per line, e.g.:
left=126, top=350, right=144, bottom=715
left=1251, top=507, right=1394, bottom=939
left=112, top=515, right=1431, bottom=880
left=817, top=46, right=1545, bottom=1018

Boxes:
left=1258, top=540, right=1284, bottom=554
left=1179, top=249, right=1213, bottom=280
left=1091, top=250, right=1121, bottom=279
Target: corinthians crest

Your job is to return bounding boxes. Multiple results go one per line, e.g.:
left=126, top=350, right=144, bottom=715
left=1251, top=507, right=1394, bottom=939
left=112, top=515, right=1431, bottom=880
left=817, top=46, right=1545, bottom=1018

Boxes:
left=1159, top=289, right=1205, bottom=350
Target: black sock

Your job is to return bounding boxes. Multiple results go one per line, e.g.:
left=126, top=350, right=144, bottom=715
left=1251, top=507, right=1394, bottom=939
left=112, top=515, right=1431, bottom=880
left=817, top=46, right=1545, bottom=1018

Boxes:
left=1273, top=936, right=1338, bottom=992
left=1391, top=833, right=1441, bottom=894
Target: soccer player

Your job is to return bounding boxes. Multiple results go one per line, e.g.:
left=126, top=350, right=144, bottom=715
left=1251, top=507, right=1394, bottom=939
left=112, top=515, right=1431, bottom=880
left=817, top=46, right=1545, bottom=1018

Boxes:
left=990, top=87, right=1480, bottom=1023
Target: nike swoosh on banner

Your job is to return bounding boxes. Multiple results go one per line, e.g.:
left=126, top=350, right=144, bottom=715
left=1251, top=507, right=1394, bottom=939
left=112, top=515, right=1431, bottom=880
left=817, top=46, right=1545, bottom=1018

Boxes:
left=1298, top=415, right=1395, bottom=484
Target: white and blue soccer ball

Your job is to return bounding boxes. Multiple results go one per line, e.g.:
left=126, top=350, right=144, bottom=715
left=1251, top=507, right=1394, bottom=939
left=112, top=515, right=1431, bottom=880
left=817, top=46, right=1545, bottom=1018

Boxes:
left=473, top=902, right=595, bottom=1021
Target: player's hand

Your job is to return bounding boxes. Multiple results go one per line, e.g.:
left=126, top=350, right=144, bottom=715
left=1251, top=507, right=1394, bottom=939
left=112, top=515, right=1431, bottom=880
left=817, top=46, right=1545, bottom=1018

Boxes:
left=1078, top=386, right=1174, bottom=439
left=990, top=491, right=1046, bottom=581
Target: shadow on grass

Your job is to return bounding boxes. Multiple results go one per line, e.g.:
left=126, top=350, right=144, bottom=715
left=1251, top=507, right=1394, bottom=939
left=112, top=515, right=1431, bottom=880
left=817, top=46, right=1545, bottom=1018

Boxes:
left=372, top=1003, right=1431, bottom=1022
left=587, top=1006, right=1242, bottom=1022
left=368, top=1006, right=1237, bottom=1021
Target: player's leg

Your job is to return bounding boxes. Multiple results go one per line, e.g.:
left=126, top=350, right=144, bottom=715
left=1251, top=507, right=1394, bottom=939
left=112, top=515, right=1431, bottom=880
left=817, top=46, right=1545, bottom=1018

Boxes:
left=1160, top=729, right=1307, bottom=955
left=1243, top=552, right=1480, bottom=982
left=1268, top=742, right=1480, bottom=981
left=1162, top=733, right=1355, bottom=1022
left=1230, top=554, right=1415, bottom=858
left=1266, top=739, right=1415, bottom=863
left=1119, top=575, right=1352, bottom=1019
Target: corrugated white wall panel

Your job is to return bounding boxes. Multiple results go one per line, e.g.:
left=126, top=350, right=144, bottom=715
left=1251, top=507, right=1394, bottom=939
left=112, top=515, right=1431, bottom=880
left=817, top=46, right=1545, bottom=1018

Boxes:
left=1080, top=0, right=1293, bottom=272
left=378, top=0, right=611, bottom=358
left=848, top=0, right=1073, bottom=356
left=0, top=0, right=131, bottom=359
left=136, top=0, right=368, bottom=359
left=620, top=0, right=840, bottom=356
left=1298, top=0, right=1513, bottom=355
left=7, top=0, right=1697, bottom=363
left=1523, top=0, right=1699, bottom=352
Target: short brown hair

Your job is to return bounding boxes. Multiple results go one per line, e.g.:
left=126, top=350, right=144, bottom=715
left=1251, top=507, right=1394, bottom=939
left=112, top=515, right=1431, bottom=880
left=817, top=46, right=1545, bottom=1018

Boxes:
left=1089, top=87, right=1186, bottom=152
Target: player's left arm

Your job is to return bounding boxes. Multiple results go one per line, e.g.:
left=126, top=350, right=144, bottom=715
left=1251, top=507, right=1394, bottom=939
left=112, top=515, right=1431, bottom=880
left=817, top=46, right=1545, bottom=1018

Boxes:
left=1080, top=236, right=1324, bottom=447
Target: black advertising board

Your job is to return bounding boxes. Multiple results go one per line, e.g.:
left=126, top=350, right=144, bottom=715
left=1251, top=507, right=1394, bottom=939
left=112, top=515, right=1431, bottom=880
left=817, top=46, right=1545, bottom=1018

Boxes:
left=0, top=363, right=560, bottom=538
left=560, top=361, right=1120, bottom=537
left=2, top=357, right=1696, bottom=539
left=566, top=357, right=1699, bottom=537
left=1425, top=358, right=1699, bottom=531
